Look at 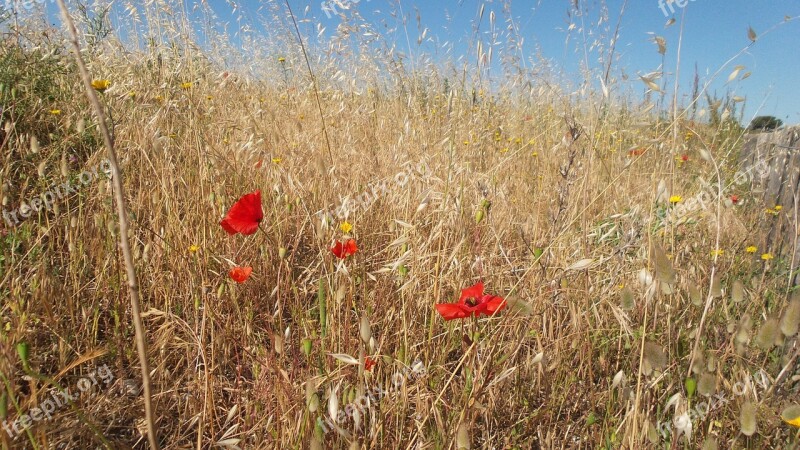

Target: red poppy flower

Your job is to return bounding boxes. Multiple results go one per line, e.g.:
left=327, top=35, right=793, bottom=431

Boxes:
left=229, top=266, right=253, bottom=283
left=435, top=282, right=506, bottom=321
left=220, top=190, right=263, bottom=235
left=628, top=148, right=645, bottom=157
left=730, top=194, right=739, bottom=204
left=365, top=357, right=377, bottom=371
left=680, top=154, right=689, bottom=162
left=254, top=159, right=263, bottom=168
left=331, top=239, right=358, bottom=259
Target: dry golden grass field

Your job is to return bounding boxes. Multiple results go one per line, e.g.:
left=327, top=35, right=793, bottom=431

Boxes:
left=1, top=1, right=800, bottom=449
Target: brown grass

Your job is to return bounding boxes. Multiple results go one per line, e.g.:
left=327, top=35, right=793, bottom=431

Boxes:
left=0, top=2, right=799, bottom=449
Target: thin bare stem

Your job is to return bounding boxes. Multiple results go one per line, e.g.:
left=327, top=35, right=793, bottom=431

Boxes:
left=54, top=1, right=160, bottom=448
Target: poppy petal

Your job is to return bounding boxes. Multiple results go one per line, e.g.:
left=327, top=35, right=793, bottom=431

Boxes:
left=482, top=295, right=507, bottom=315
left=229, top=266, right=253, bottom=283
left=331, top=239, right=358, bottom=258
left=458, top=281, right=484, bottom=304
left=220, top=217, right=238, bottom=235
left=220, top=190, right=263, bottom=235
left=435, top=303, right=471, bottom=320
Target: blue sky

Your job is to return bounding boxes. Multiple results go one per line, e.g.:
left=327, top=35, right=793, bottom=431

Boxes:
left=309, top=0, right=799, bottom=124
left=24, top=0, right=798, bottom=124
left=280, top=0, right=800, bottom=124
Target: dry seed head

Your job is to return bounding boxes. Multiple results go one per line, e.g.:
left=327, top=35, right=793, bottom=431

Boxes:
left=710, top=274, right=722, bottom=298
left=305, top=379, right=318, bottom=412
left=702, top=437, right=718, bottom=450
left=731, top=280, right=745, bottom=303
left=76, top=118, right=85, bottom=133
left=739, top=401, right=757, bottom=436
left=61, top=153, right=69, bottom=177
left=651, top=244, right=675, bottom=285
left=697, top=373, right=716, bottom=396
left=688, top=282, right=702, bottom=306
left=359, top=314, right=371, bottom=344
left=37, top=161, right=46, bottom=178
left=780, top=294, right=800, bottom=337
left=643, top=341, right=666, bottom=375
left=706, top=351, right=716, bottom=372
left=612, top=370, right=625, bottom=388
left=691, top=351, right=704, bottom=375
left=456, top=422, right=471, bottom=450
left=735, top=314, right=752, bottom=345
left=328, top=385, right=339, bottom=422
left=755, top=319, right=780, bottom=350
left=30, top=135, right=39, bottom=154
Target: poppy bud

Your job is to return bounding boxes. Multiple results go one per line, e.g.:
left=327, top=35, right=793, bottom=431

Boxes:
left=17, top=342, right=30, bottom=370
left=475, top=208, right=484, bottom=224
left=301, top=338, right=313, bottom=357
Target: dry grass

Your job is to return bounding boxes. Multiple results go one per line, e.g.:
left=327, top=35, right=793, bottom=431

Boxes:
left=1, top=2, right=799, bottom=449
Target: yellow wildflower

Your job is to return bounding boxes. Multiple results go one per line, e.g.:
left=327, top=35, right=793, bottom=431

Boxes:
left=761, top=253, right=774, bottom=261
left=49, top=109, right=61, bottom=115
left=340, top=221, right=353, bottom=234
left=180, top=82, right=192, bottom=89
left=669, top=195, right=683, bottom=204
left=188, top=245, right=199, bottom=253
left=711, top=249, right=724, bottom=257
left=745, top=246, right=757, bottom=253
left=272, top=157, right=282, bottom=164
left=91, top=79, right=111, bottom=93
left=278, top=57, right=286, bottom=63
left=774, top=205, right=783, bottom=211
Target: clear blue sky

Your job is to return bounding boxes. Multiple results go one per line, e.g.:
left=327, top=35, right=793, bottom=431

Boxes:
left=269, top=0, right=799, bottom=125
left=302, top=0, right=800, bottom=123
left=34, top=0, right=799, bottom=124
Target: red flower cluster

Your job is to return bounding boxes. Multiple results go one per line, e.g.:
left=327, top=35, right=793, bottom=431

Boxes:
left=435, top=282, right=506, bottom=321
left=730, top=194, right=740, bottom=204
left=331, top=239, right=358, bottom=259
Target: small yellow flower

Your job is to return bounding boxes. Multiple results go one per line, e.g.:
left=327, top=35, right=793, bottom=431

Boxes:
left=774, top=205, right=782, bottom=211
left=669, top=195, right=683, bottom=204
left=155, top=95, right=164, bottom=102
left=49, top=109, right=61, bottom=115
left=766, top=208, right=778, bottom=215
left=340, top=221, right=353, bottom=234
left=278, top=57, right=286, bottom=63
left=532, top=152, right=538, bottom=157
left=514, top=137, right=522, bottom=144
left=272, top=157, right=282, bottom=164
left=500, top=147, right=509, bottom=153
left=463, top=140, right=470, bottom=146
left=761, top=253, right=774, bottom=261
left=189, top=244, right=200, bottom=253
left=91, top=79, right=111, bottom=93
left=128, top=91, right=136, bottom=98
left=206, top=95, right=213, bottom=100
left=711, top=249, right=724, bottom=257
left=180, top=82, right=192, bottom=89
left=745, top=246, right=757, bottom=253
